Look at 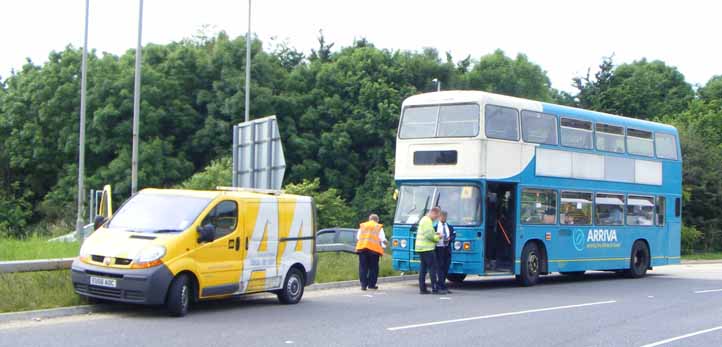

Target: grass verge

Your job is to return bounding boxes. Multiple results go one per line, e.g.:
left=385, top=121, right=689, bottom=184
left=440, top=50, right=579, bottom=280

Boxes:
left=682, top=252, right=722, bottom=260
left=0, top=270, right=87, bottom=313
left=0, top=252, right=398, bottom=313
left=0, top=237, right=80, bottom=261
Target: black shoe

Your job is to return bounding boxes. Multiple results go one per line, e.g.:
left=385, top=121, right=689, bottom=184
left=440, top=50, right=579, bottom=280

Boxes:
left=444, top=289, right=452, bottom=294
left=361, top=287, right=367, bottom=291
left=420, top=289, right=431, bottom=295
left=432, top=290, right=439, bottom=294
left=368, top=286, right=379, bottom=290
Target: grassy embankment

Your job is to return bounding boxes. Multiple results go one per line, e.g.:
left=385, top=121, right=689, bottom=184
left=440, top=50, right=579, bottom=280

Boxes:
left=0, top=238, right=396, bottom=313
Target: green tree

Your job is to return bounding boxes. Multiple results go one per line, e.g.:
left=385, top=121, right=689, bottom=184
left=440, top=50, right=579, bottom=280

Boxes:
left=574, top=57, right=694, bottom=119
left=284, top=178, right=355, bottom=229
left=699, top=75, right=722, bottom=102
left=463, top=49, right=552, bottom=101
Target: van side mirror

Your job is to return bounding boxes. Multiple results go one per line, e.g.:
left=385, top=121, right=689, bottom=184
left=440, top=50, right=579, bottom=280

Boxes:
left=94, top=215, right=108, bottom=230
left=197, top=224, right=216, bottom=243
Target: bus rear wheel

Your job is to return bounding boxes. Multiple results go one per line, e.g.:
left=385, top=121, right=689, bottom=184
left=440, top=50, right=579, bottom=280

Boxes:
left=447, top=274, right=466, bottom=283
left=518, top=242, right=541, bottom=287
left=625, top=241, right=650, bottom=278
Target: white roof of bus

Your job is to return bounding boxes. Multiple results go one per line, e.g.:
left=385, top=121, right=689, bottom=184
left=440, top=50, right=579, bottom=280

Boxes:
left=402, top=90, right=677, bottom=134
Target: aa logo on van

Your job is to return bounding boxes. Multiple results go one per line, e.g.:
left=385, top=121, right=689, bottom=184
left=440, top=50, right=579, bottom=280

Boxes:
left=573, top=228, right=621, bottom=251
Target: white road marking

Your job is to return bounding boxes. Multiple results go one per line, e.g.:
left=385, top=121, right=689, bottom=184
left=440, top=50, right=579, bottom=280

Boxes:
left=694, top=288, right=722, bottom=294
left=639, top=325, right=722, bottom=347
left=647, top=296, right=654, bottom=298
left=439, top=297, right=451, bottom=300
left=387, top=300, right=616, bottom=331
left=363, top=294, right=373, bottom=298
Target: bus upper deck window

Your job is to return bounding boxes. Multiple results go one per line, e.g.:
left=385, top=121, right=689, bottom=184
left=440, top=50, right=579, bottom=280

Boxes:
left=437, top=104, right=480, bottom=137
left=560, top=117, right=593, bottom=149
left=522, top=110, right=558, bottom=145
left=656, top=133, right=679, bottom=160
left=399, top=106, right=438, bottom=139
left=596, top=123, right=625, bottom=153
left=627, top=128, right=654, bottom=157
left=485, top=105, right=519, bottom=141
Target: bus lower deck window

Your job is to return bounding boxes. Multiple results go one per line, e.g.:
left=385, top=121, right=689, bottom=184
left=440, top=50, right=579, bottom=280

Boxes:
left=521, top=188, right=557, bottom=224
left=626, top=196, right=655, bottom=226
left=560, top=191, right=592, bottom=225
left=595, top=193, right=625, bottom=225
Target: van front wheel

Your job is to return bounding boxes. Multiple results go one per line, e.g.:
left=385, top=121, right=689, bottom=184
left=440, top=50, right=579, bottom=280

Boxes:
left=166, top=274, right=191, bottom=317
left=277, top=268, right=304, bottom=305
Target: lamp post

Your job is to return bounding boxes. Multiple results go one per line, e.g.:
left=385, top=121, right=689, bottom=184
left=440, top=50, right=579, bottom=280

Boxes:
left=131, top=0, right=144, bottom=195
left=432, top=78, right=441, bottom=92
left=244, top=0, right=252, bottom=123
left=76, top=0, right=90, bottom=239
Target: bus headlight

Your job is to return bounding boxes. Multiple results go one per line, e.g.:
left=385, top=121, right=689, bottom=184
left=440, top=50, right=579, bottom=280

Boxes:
left=463, top=242, right=471, bottom=251
left=131, top=245, right=166, bottom=269
left=400, top=239, right=408, bottom=248
left=453, top=241, right=462, bottom=251
left=392, top=239, right=399, bottom=247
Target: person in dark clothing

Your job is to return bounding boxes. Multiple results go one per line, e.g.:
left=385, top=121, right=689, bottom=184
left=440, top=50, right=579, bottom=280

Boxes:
left=434, top=210, right=455, bottom=293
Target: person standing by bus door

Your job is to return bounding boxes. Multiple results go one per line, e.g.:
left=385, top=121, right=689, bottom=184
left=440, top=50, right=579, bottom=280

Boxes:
left=435, top=211, right=455, bottom=293
left=415, top=207, right=443, bottom=294
left=356, top=214, right=387, bottom=291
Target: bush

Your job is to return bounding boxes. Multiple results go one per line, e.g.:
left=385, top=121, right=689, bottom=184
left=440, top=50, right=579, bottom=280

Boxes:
left=682, top=224, right=703, bottom=254
left=178, top=157, right=232, bottom=190
left=284, top=178, right=356, bottom=229
left=0, top=183, right=33, bottom=238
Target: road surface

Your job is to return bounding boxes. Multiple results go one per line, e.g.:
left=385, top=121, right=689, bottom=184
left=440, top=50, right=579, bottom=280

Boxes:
left=3, top=263, right=722, bottom=347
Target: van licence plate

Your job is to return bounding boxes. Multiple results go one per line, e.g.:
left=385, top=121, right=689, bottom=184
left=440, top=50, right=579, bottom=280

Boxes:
left=90, top=276, right=117, bottom=288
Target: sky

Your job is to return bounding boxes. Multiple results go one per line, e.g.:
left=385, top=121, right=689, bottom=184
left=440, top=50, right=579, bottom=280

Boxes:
left=1, top=0, right=720, bottom=93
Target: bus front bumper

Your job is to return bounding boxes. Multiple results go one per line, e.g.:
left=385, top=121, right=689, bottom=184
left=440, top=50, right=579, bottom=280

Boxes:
left=71, top=259, right=173, bottom=305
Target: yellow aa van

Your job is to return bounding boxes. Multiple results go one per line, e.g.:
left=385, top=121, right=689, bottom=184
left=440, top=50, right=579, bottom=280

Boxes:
left=71, top=187, right=317, bottom=316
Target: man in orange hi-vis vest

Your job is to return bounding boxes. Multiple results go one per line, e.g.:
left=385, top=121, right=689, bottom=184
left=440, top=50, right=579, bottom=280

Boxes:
left=356, top=214, right=387, bottom=290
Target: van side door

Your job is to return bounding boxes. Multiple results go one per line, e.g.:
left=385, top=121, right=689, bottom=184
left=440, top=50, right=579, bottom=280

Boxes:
left=194, top=200, right=244, bottom=297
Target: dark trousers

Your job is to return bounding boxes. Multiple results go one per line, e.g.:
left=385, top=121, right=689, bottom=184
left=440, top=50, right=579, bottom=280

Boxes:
left=358, top=250, right=380, bottom=289
left=418, top=251, right=439, bottom=292
left=435, top=246, right=451, bottom=290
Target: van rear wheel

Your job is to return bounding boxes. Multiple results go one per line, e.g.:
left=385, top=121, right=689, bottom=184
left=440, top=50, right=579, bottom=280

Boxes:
left=277, top=268, right=304, bottom=305
left=166, top=274, right=191, bottom=317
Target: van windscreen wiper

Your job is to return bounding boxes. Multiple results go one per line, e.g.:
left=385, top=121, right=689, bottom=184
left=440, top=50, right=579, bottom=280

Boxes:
left=151, top=229, right=183, bottom=233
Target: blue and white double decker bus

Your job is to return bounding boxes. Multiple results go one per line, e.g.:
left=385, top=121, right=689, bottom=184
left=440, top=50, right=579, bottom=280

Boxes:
left=390, top=91, right=682, bottom=286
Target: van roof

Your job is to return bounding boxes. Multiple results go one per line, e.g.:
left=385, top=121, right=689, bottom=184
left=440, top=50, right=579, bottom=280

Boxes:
left=139, top=188, right=311, bottom=201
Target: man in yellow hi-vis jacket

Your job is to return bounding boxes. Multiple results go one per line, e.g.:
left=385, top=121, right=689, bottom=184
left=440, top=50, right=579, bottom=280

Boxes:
left=415, top=207, right=442, bottom=294
left=356, top=214, right=387, bottom=291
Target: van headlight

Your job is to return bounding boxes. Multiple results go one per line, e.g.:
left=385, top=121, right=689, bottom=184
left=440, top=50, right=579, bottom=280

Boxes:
left=131, top=245, right=166, bottom=269
left=78, top=242, right=92, bottom=264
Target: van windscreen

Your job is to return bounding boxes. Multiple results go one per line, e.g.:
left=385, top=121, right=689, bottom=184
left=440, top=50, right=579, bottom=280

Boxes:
left=107, top=193, right=213, bottom=233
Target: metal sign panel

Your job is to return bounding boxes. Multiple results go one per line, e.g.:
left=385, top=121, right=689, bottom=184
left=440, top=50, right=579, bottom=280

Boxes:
left=232, top=115, right=286, bottom=190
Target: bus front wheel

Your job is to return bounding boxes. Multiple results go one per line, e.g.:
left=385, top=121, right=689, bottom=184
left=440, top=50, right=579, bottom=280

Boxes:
left=625, top=241, right=650, bottom=278
left=518, top=242, right=541, bottom=287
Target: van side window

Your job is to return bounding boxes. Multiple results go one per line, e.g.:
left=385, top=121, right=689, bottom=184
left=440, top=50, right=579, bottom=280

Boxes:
left=202, top=201, right=238, bottom=238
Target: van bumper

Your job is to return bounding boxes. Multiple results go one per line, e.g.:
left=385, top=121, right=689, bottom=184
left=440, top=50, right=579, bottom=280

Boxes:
left=71, top=259, right=173, bottom=305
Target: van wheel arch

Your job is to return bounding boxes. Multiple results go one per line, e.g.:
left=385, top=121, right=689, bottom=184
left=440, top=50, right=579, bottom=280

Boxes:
left=174, top=270, right=200, bottom=303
